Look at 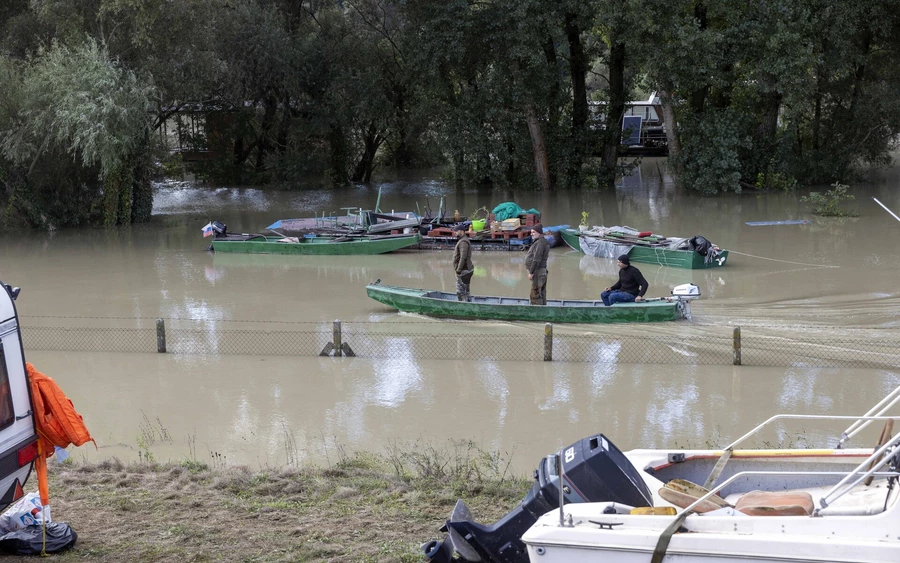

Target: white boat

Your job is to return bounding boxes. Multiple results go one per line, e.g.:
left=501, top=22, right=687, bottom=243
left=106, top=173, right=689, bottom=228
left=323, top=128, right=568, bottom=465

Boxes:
left=522, top=388, right=900, bottom=563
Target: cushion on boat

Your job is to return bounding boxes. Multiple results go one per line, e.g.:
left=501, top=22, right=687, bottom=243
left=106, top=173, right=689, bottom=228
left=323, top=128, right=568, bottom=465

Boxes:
left=733, top=490, right=814, bottom=516
left=658, top=479, right=731, bottom=513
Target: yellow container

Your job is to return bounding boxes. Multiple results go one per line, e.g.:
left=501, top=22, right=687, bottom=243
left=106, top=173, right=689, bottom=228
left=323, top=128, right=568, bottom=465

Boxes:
left=630, top=507, right=677, bottom=516
left=471, top=219, right=486, bottom=232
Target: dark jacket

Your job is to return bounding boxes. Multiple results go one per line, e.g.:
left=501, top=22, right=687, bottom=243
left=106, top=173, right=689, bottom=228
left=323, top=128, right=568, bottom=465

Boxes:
left=525, top=236, right=550, bottom=274
left=453, top=236, right=473, bottom=274
left=610, top=265, right=648, bottom=297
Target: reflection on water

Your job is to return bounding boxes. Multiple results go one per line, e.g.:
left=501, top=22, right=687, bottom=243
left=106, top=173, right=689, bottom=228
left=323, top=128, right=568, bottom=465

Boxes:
left=29, top=350, right=900, bottom=475
left=6, top=159, right=900, bottom=472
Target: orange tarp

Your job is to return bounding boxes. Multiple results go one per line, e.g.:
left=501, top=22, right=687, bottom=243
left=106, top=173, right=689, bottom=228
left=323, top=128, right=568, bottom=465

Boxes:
left=26, top=363, right=95, bottom=507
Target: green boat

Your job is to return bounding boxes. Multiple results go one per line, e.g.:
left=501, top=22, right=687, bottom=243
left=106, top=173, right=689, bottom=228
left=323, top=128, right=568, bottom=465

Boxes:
left=365, top=280, right=692, bottom=323
left=211, top=233, right=421, bottom=255
left=560, top=228, right=729, bottom=269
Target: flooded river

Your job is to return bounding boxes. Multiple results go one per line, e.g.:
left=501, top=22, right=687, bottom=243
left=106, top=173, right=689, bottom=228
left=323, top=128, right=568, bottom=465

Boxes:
left=5, top=158, right=900, bottom=474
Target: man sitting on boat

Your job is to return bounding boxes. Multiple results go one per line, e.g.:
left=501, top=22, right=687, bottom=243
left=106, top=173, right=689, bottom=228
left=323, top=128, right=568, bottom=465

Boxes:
left=601, top=254, right=648, bottom=306
left=453, top=224, right=474, bottom=302
left=525, top=224, right=550, bottom=305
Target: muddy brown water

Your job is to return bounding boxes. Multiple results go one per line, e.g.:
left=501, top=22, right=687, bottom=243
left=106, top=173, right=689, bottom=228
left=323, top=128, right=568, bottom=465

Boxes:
left=5, top=158, right=900, bottom=474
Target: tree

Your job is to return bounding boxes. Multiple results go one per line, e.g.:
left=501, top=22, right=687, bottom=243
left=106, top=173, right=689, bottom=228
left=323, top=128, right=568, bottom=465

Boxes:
left=0, top=40, right=155, bottom=227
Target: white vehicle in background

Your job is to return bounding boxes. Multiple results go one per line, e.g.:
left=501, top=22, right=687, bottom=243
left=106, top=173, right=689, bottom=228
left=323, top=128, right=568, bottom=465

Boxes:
left=0, top=281, right=39, bottom=510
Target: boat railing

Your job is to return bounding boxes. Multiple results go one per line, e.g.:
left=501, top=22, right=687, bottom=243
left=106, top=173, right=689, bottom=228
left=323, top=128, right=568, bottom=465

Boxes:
left=819, top=430, right=900, bottom=510
left=701, top=382, right=900, bottom=490
left=838, top=383, right=900, bottom=447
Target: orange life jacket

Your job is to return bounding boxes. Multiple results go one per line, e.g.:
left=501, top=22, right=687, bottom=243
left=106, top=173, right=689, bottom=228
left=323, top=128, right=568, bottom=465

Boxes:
left=26, top=363, right=96, bottom=506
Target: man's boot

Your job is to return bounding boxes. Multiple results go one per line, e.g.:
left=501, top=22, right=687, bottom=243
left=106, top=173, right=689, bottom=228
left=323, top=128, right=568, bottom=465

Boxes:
left=457, top=293, right=465, bottom=302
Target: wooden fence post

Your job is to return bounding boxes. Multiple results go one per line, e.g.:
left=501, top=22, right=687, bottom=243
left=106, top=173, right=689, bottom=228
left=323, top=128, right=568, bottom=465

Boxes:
left=156, top=319, right=166, bottom=353
left=544, top=323, right=553, bottom=361
left=333, top=320, right=342, bottom=357
left=733, top=326, right=741, bottom=366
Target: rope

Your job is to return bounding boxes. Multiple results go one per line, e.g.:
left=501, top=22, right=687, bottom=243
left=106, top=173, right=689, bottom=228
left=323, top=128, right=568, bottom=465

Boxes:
left=726, top=249, right=838, bottom=269
left=40, top=511, right=47, bottom=557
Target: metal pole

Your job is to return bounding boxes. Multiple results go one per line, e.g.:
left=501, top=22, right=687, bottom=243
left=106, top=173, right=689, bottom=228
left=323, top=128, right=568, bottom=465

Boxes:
left=544, top=322, right=553, bottom=361
left=156, top=319, right=166, bottom=353
left=333, top=320, right=342, bottom=357
left=557, top=452, right=565, bottom=527
left=873, top=197, right=900, bottom=223
left=732, top=326, right=741, bottom=366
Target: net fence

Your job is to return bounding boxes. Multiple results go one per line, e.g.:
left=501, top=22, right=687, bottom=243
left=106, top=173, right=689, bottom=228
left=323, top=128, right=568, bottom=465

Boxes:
left=19, top=320, right=900, bottom=369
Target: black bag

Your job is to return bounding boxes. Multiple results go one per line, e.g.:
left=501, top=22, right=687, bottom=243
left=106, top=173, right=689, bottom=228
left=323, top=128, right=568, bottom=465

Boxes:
left=689, top=235, right=712, bottom=256
left=0, top=522, right=78, bottom=555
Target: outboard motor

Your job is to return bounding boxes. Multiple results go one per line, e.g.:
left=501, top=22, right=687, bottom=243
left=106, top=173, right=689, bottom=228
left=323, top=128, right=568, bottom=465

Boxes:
left=211, top=221, right=227, bottom=238
left=670, top=283, right=701, bottom=321
left=421, top=434, right=652, bottom=563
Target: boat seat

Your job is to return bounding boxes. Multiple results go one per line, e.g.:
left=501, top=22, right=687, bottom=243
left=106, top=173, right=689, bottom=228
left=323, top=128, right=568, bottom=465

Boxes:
left=659, top=480, right=815, bottom=516
left=658, top=479, right=731, bottom=513
left=733, top=490, right=814, bottom=516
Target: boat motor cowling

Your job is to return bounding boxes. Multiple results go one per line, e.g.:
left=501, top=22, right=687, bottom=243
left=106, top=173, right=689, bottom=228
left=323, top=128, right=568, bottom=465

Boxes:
left=421, top=434, right=652, bottom=563
left=671, top=283, right=701, bottom=301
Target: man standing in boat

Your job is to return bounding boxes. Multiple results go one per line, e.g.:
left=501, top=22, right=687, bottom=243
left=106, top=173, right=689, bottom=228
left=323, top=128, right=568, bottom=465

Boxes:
left=525, top=224, right=550, bottom=305
left=601, top=254, right=648, bottom=306
left=453, top=224, right=474, bottom=301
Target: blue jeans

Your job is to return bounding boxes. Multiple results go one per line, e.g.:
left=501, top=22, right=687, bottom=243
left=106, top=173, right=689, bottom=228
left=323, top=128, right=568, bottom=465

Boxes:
left=601, top=290, right=636, bottom=306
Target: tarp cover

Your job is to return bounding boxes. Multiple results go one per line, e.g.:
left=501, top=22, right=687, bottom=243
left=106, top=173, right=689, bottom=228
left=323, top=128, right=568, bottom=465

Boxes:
left=580, top=237, right=633, bottom=260
left=491, top=202, right=540, bottom=222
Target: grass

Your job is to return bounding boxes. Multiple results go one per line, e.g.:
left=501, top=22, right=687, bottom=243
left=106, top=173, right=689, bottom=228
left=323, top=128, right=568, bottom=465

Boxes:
left=9, top=445, right=531, bottom=563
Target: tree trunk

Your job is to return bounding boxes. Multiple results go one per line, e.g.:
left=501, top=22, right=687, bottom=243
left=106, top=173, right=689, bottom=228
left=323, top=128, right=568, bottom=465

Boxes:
left=658, top=88, right=681, bottom=165
left=542, top=35, right=560, bottom=186
left=756, top=73, right=781, bottom=147
left=329, top=124, right=349, bottom=185
left=351, top=125, right=383, bottom=183
left=255, top=96, right=277, bottom=173
left=564, top=14, right=589, bottom=134
left=393, top=86, right=413, bottom=167
left=690, top=3, right=709, bottom=114
left=600, top=40, right=626, bottom=189
left=846, top=29, right=871, bottom=121
left=525, top=105, right=551, bottom=191
left=564, top=12, right=588, bottom=184
left=812, top=74, right=823, bottom=150
left=276, top=95, right=292, bottom=155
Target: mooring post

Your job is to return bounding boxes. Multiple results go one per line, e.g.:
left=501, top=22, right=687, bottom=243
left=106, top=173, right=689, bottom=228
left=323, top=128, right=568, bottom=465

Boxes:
left=156, top=318, right=166, bottom=353
left=733, top=326, right=741, bottom=366
left=544, top=322, right=553, bottom=361
left=333, top=320, right=342, bottom=357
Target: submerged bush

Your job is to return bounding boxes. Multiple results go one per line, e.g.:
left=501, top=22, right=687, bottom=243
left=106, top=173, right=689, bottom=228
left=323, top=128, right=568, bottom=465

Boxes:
left=800, top=182, right=858, bottom=217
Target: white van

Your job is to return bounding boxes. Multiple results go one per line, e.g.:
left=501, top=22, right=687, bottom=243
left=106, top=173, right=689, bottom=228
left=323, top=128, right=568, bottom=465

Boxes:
left=0, top=281, right=39, bottom=511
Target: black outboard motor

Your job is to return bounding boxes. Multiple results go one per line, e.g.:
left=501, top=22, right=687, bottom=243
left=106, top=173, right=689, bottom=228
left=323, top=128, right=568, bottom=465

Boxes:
left=421, top=434, right=653, bottom=563
left=211, top=221, right=227, bottom=238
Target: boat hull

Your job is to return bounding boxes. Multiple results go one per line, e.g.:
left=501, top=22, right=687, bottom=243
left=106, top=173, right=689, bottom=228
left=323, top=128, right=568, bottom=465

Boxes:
left=211, top=234, right=420, bottom=255
left=523, top=446, right=899, bottom=563
left=561, top=228, right=728, bottom=269
left=365, top=282, right=686, bottom=323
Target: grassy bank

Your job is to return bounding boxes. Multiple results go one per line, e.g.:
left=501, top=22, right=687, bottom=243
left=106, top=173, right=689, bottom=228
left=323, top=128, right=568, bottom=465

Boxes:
left=9, top=448, right=531, bottom=562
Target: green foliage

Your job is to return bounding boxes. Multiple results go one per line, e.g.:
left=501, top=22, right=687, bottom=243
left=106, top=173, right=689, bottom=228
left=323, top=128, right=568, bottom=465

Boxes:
left=4, top=0, right=900, bottom=223
left=800, top=182, right=858, bottom=217
left=0, top=38, right=155, bottom=228
left=676, top=109, right=750, bottom=194
left=754, top=158, right=798, bottom=192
